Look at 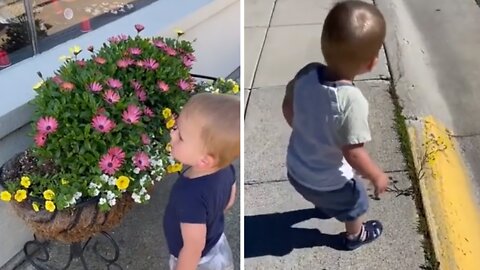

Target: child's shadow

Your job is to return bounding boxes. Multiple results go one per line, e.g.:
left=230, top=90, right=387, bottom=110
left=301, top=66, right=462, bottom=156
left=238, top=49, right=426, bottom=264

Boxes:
left=244, top=208, right=347, bottom=258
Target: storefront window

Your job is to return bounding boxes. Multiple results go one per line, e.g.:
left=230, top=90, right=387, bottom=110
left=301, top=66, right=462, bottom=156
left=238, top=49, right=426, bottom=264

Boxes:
left=0, top=0, right=34, bottom=69
left=33, top=0, right=157, bottom=52
left=0, top=0, right=157, bottom=71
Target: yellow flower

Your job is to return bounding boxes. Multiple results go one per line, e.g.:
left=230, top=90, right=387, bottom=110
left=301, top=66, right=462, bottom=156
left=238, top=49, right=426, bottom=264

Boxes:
left=20, top=176, right=31, bottom=188
left=69, top=45, right=82, bottom=55
left=166, top=118, right=176, bottom=129
left=43, top=189, right=55, bottom=200
left=175, top=29, right=184, bottom=36
left=45, top=201, right=56, bottom=212
left=165, top=142, right=172, bottom=152
left=61, top=178, right=69, bottom=185
left=116, top=176, right=130, bottom=190
left=162, top=108, right=172, bottom=119
left=33, top=81, right=44, bottom=90
left=14, top=189, right=27, bottom=202
left=167, top=163, right=183, bottom=173
left=32, top=202, right=40, bottom=212
left=1, top=191, right=12, bottom=202
left=232, top=84, right=239, bottom=94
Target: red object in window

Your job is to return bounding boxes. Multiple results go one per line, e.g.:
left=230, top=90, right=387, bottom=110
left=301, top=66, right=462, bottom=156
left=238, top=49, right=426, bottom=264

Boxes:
left=81, top=18, right=91, bottom=32
left=0, top=50, right=11, bottom=68
left=52, top=0, right=63, bottom=15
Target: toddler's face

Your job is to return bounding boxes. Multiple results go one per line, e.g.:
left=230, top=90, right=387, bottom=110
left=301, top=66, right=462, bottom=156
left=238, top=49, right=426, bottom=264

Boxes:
left=169, top=111, right=206, bottom=167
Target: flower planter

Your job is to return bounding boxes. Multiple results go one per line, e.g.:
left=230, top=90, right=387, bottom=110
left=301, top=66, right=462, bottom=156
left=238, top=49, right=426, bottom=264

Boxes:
left=0, top=151, right=134, bottom=244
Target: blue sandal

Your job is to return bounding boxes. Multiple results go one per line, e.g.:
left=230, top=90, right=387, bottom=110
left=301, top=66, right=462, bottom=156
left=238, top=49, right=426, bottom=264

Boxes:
left=345, top=220, right=383, bottom=250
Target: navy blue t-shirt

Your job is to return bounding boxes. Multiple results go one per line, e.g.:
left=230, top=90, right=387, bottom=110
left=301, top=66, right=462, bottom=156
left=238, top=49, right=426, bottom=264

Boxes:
left=163, top=165, right=235, bottom=258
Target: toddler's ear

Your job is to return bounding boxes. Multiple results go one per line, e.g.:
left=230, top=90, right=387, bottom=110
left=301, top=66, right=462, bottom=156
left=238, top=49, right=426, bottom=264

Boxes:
left=198, top=154, right=217, bottom=170
left=366, top=56, right=379, bottom=72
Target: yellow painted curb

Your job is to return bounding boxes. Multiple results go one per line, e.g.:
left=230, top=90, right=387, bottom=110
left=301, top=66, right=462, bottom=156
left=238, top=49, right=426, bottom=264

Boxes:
left=408, top=116, right=480, bottom=270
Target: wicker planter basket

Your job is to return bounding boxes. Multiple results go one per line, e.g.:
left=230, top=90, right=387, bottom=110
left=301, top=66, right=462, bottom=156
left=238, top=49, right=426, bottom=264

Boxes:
left=0, top=151, right=134, bottom=244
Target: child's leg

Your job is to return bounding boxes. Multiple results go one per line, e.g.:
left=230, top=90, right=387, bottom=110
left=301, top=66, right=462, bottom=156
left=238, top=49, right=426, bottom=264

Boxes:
left=345, top=215, right=364, bottom=239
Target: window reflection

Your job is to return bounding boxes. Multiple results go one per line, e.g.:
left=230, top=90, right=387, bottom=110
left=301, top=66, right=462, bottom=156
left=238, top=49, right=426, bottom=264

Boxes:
left=0, top=0, right=156, bottom=71
left=0, top=0, right=34, bottom=69
left=33, top=0, right=156, bottom=53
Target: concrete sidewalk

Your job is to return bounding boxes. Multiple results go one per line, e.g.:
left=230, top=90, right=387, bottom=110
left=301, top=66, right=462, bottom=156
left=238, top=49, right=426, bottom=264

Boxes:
left=244, top=0, right=426, bottom=269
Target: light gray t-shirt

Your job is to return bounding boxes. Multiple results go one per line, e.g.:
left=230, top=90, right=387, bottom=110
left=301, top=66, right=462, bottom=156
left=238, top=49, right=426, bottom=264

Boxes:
left=286, top=63, right=371, bottom=191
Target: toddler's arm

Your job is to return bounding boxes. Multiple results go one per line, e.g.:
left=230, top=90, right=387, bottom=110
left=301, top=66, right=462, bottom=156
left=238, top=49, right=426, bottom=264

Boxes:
left=282, top=79, right=295, bottom=128
left=225, top=182, right=236, bottom=212
left=176, top=223, right=206, bottom=270
left=342, top=143, right=388, bottom=197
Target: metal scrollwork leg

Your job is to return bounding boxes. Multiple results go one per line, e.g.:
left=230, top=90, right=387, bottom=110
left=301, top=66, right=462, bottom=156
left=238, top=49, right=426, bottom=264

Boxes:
left=88, top=231, right=122, bottom=270
left=23, top=237, right=50, bottom=270
left=23, top=232, right=122, bottom=270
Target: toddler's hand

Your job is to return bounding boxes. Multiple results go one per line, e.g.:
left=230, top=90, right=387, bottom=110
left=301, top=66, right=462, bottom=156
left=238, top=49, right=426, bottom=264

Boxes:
left=371, top=172, right=388, bottom=198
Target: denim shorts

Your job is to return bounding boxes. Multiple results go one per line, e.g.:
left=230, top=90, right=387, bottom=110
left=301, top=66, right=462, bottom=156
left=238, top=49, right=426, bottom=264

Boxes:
left=288, top=173, right=369, bottom=222
left=169, top=233, right=234, bottom=270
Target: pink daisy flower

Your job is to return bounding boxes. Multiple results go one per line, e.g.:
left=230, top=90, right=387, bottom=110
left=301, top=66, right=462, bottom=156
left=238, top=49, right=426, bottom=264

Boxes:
left=95, top=57, right=106, bottom=65
left=178, top=79, right=191, bottom=91
left=164, top=47, right=177, bottom=56
left=143, top=58, right=159, bottom=70
left=108, top=146, right=126, bottom=162
left=157, top=81, right=169, bottom=92
left=89, top=82, right=103, bottom=92
left=91, top=115, right=116, bottom=133
left=108, top=36, right=120, bottom=44
left=122, top=105, right=142, bottom=124
left=136, top=60, right=145, bottom=68
left=107, top=78, right=123, bottom=89
left=117, top=58, right=133, bottom=68
left=34, top=133, right=47, bottom=147
left=118, top=34, right=128, bottom=41
left=61, top=82, right=75, bottom=92
left=130, top=80, right=142, bottom=91
left=52, top=76, right=63, bottom=85
left=104, top=90, right=120, bottom=104
left=133, top=152, right=150, bottom=170
left=135, top=24, right=145, bottom=33
left=182, top=56, right=194, bottom=67
left=76, top=60, right=87, bottom=67
left=129, top=48, right=142, bottom=56
left=141, top=133, right=151, bottom=145
left=186, top=53, right=196, bottom=62
left=143, top=107, right=154, bottom=117
left=135, top=89, right=147, bottom=102
left=37, top=116, right=58, bottom=134
left=153, top=40, right=167, bottom=49
left=99, top=153, right=121, bottom=175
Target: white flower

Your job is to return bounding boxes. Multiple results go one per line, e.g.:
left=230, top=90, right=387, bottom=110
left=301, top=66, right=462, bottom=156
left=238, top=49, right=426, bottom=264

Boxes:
left=108, top=177, right=116, bottom=186
left=100, top=175, right=109, bottom=183
left=144, top=194, right=151, bottom=201
left=74, top=192, right=82, bottom=200
left=140, top=187, right=147, bottom=195
left=92, top=189, right=100, bottom=196
left=155, top=176, right=162, bottom=182
left=133, top=167, right=140, bottom=174
left=106, top=191, right=115, bottom=200
left=140, top=175, right=148, bottom=186
left=131, top=193, right=142, bottom=203
left=99, top=198, right=107, bottom=205
left=108, top=198, right=116, bottom=206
